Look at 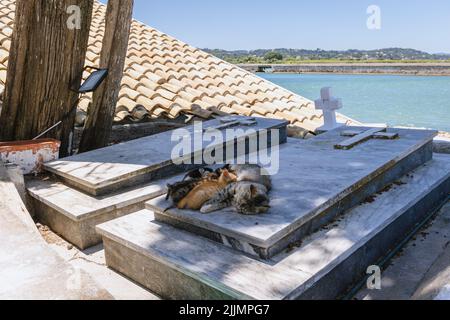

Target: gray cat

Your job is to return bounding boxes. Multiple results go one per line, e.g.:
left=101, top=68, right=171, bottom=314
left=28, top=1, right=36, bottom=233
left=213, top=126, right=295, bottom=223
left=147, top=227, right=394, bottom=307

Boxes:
left=227, top=164, right=272, bottom=191
left=200, top=181, right=270, bottom=215
left=166, top=179, right=203, bottom=205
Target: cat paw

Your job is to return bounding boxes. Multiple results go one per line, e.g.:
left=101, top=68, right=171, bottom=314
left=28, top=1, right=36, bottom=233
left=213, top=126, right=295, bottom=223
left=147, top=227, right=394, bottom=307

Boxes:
left=200, top=205, right=214, bottom=214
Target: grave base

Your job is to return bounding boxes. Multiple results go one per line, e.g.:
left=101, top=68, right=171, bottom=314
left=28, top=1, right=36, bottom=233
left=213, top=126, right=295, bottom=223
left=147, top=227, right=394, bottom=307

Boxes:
left=98, top=154, right=450, bottom=300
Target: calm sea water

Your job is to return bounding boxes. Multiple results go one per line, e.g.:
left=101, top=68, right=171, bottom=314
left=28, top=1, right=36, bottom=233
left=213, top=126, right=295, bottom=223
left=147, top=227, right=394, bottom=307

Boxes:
left=259, top=73, right=450, bottom=132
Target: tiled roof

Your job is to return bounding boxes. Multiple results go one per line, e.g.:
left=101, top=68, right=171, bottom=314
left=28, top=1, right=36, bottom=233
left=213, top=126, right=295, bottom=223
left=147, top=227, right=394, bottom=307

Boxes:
left=0, top=0, right=354, bottom=137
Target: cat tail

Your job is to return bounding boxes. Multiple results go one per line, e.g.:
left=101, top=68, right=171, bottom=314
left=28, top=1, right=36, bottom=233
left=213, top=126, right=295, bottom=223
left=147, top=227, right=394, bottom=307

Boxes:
left=164, top=197, right=187, bottom=212
left=163, top=204, right=176, bottom=213
left=165, top=184, right=172, bottom=201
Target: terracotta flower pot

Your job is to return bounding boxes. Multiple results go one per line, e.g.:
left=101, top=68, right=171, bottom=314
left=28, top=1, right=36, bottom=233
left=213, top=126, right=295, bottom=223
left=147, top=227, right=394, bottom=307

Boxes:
left=0, top=139, right=61, bottom=174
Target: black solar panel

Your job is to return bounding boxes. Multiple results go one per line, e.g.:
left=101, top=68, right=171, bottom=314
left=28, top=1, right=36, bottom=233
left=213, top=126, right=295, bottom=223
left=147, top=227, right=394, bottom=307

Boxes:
left=78, top=69, right=108, bottom=93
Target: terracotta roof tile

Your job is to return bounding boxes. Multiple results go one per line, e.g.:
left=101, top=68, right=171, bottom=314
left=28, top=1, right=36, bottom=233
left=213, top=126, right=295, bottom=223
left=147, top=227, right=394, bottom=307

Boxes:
left=218, top=105, right=240, bottom=115
left=0, top=0, right=358, bottom=133
left=230, top=105, right=253, bottom=117
left=117, top=96, right=138, bottom=112
left=131, top=105, right=150, bottom=121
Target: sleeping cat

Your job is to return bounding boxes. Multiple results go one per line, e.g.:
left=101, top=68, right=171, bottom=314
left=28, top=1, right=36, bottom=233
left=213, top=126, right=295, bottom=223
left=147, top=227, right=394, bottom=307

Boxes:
left=166, top=168, right=217, bottom=205
left=166, top=179, right=203, bottom=205
left=177, top=169, right=236, bottom=210
left=200, top=181, right=270, bottom=215
left=182, top=167, right=216, bottom=181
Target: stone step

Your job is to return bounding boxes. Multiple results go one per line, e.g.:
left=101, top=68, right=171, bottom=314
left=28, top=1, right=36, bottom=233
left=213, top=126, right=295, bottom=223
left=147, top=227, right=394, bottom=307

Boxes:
left=147, top=127, right=436, bottom=259
left=44, top=117, right=288, bottom=196
left=27, top=174, right=181, bottom=250
left=97, top=154, right=450, bottom=300
left=355, top=201, right=450, bottom=300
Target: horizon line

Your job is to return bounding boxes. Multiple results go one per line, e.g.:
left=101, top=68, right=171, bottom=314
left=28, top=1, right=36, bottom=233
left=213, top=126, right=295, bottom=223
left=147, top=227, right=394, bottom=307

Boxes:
left=201, top=47, right=450, bottom=55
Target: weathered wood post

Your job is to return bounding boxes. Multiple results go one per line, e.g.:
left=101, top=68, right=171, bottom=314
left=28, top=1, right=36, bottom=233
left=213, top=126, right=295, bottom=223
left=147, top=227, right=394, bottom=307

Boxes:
left=79, top=0, right=134, bottom=153
left=0, top=0, right=94, bottom=157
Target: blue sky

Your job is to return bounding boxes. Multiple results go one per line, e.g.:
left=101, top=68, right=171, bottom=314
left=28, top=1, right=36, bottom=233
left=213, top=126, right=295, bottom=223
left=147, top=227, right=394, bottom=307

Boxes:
left=99, top=0, right=450, bottom=53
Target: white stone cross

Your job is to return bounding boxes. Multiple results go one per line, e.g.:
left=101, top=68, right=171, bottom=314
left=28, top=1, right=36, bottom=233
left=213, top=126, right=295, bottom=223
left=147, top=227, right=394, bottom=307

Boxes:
left=335, top=127, right=399, bottom=150
left=315, top=87, right=344, bottom=131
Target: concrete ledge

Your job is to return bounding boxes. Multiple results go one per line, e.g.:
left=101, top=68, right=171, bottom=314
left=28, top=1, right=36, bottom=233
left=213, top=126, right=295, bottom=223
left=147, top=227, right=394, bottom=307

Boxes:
left=239, top=63, right=450, bottom=76
left=103, top=237, right=234, bottom=300
left=28, top=175, right=178, bottom=249
left=356, top=201, right=450, bottom=300
left=0, top=166, right=111, bottom=300
left=1, top=164, right=31, bottom=219
left=434, top=136, right=450, bottom=154
left=31, top=198, right=146, bottom=250
left=413, top=235, right=450, bottom=300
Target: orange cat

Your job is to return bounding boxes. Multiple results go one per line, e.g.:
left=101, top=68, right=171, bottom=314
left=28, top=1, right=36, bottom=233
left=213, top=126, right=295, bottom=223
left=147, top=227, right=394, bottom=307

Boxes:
left=177, top=169, right=236, bottom=210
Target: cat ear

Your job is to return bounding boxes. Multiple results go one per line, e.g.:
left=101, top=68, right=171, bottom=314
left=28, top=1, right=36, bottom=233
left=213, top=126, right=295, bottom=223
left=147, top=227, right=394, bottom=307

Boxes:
left=224, top=169, right=237, bottom=182
left=165, top=185, right=172, bottom=200
left=250, top=184, right=257, bottom=196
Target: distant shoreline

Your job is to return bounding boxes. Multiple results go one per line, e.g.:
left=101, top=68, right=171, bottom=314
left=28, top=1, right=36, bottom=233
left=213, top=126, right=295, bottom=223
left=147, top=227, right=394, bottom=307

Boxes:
left=239, top=63, right=450, bottom=76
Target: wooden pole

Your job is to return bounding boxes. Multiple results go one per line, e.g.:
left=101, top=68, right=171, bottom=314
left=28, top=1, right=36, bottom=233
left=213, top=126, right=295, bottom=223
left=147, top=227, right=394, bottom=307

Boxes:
left=79, top=0, right=134, bottom=153
left=0, top=0, right=93, bottom=157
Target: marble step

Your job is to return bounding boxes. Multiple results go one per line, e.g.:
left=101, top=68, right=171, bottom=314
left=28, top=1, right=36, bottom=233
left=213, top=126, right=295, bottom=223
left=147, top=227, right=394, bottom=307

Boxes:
left=147, top=127, right=436, bottom=259
left=44, top=117, right=288, bottom=196
left=97, top=154, right=450, bottom=300
left=27, top=174, right=180, bottom=249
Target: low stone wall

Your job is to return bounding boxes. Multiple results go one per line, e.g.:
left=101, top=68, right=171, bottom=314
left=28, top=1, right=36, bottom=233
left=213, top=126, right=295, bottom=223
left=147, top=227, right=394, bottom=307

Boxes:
left=435, top=133, right=450, bottom=154
left=239, top=63, right=450, bottom=76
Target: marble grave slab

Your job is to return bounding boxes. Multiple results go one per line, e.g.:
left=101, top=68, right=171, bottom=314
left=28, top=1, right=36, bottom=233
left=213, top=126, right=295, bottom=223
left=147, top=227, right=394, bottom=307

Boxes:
left=45, top=117, right=288, bottom=196
left=98, top=154, right=450, bottom=300
left=148, top=127, right=437, bottom=259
